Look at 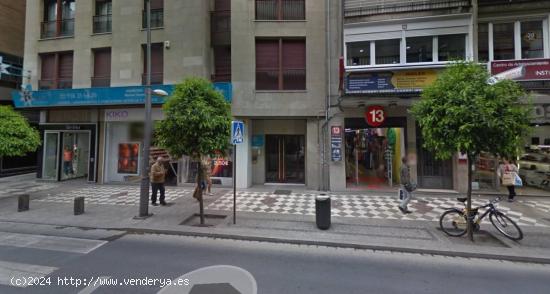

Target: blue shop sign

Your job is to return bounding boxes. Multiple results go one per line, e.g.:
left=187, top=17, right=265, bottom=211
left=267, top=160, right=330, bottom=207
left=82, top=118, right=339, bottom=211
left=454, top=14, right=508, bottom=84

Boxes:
left=12, top=82, right=232, bottom=108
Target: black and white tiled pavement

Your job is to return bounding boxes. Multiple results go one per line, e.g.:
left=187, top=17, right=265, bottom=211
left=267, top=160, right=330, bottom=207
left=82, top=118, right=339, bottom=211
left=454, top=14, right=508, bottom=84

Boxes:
left=36, top=186, right=192, bottom=206
left=207, top=191, right=548, bottom=227
left=0, top=182, right=59, bottom=199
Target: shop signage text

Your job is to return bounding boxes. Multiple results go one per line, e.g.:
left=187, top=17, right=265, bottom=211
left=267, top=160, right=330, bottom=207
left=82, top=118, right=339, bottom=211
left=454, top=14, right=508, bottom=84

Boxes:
left=365, top=105, right=385, bottom=127
left=491, top=59, right=550, bottom=81
left=345, top=70, right=437, bottom=94
left=331, top=126, right=343, bottom=162
left=104, top=108, right=164, bottom=122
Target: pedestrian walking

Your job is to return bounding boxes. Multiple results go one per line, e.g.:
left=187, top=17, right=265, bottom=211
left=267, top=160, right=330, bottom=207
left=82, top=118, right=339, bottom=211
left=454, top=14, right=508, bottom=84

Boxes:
left=150, top=157, right=167, bottom=206
left=499, top=158, right=518, bottom=202
left=398, top=156, right=415, bottom=214
left=202, top=156, right=213, bottom=195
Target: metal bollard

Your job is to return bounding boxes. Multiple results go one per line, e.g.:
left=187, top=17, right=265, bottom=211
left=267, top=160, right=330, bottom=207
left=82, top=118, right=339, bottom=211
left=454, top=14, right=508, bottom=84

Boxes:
left=74, top=197, right=85, bottom=215
left=18, top=194, right=30, bottom=212
left=315, top=194, right=331, bottom=230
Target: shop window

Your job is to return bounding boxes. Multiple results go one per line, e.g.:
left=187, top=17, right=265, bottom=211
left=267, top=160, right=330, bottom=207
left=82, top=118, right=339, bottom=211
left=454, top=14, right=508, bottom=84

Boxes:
left=346, top=41, right=370, bottom=66
left=478, top=23, right=489, bottom=62
left=493, top=22, right=515, bottom=60
left=375, top=39, right=400, bottom=65
left=521, top=21, right=544, bottom=59
left=256, top=38, right=306, bottom=90
left=406, top=36, right=433, bottom=63
left=438, top=34, right=466, bottom=61
left=92, top=48, right=111, bottom=87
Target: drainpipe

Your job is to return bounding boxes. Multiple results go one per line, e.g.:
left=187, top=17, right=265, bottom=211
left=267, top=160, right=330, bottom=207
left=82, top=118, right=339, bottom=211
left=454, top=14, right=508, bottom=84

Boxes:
left=321, top=0, right=332, bottom=191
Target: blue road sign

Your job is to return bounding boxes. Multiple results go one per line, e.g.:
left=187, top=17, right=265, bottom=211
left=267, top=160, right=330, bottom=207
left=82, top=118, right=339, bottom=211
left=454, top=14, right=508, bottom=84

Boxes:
left=231, top=121, right=245, bottom=144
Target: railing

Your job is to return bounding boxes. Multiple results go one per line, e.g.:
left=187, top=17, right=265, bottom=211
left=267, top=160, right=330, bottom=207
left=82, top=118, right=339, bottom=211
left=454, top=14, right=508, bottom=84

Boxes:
left=91, top=77, right=111, bottom=87
left=142, top=9, right=164, bottom=29
left=256, top=0, right=305, bottom=20
left=211, top=71, right=231, bottom=83
left=142, top=73, right=164, bottom=85
left=256, top=68, right=305, bottom=90
left=282, top=68, right=306, bottom=90
left=38, top=79, right=73, bottom=90
left=40, top=19, right=74, bottom=38
left=211, top=10, right=231, bottom=46
left=93, top=14, right=112, bottom=34
left=344, top=0, right=470, bottom=17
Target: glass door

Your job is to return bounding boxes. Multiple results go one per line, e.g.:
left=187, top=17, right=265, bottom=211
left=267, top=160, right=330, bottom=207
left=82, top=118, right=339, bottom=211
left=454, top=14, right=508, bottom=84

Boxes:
left=43, top=132, right=59, bottom=180
left=265, top=135, right=305, bottom=183
left=61, top=132, right=90, bottom=180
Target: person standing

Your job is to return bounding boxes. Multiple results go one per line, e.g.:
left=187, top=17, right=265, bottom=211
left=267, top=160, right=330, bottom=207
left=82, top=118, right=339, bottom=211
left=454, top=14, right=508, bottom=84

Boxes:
left=202, top=156, right=213, bottom=196
left=500, top=158, right=518, bottom=202
left=62, top=145, right=74, bottom=176
left=150, top=157, right=167, bottom=206
left=399, top=156, right=414, bottom=214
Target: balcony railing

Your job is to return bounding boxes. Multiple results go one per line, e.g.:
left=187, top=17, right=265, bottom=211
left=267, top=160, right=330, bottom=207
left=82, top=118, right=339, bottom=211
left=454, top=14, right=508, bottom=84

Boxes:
left=91, top=77, right=111, bottom=88
left=344, top=0, right=470, bottom=18
left=211, top=10, right=231, bottom=46
left=40, top=19, right=75, bottom=39
left=142, top=73, right=163, bottom=85
left=256, top=0, right=305, bottom=20
left=93, top=14, right=112, bottom=34
left=38, top=79, right=73, bottom=90
left=142, top=9, right=164, bottom=29
left=256, top=68, right=305, bottom=90
left=211, top=71, right=231, bottom=83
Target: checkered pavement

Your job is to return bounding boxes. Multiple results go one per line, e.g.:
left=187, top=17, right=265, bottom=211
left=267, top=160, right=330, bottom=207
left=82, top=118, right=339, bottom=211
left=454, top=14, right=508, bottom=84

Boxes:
left=36, top=185, right=192, bottom=206
left=520, top=199, right=550, bottom=215
left=0, top=182, right=59, bottom=199
left=207, top=191, right=548, bottom=227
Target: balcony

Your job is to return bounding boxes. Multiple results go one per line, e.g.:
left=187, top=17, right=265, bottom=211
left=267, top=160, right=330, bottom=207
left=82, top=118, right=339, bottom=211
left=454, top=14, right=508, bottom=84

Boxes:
left=142, top=73, right=163, bottom=85
left=93, top=14, right=112, bottom=34
left=38, top=79, right=73, bottom=90
left=142, top=9, right=164, bottom=29
left=256, top=0, right=305, bottom=20
left=40, top=19, right=74, bottom=39
left=211, top=10, right=231, bottom=46
left=91, top=77, right=111, bottom=88
left=344, top=0, right=470, bottom=18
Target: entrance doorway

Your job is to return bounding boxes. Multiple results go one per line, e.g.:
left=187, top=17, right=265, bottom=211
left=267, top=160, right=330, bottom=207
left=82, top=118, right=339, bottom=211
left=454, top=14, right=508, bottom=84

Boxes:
left=265, top=135, right=305, bottom=184
left=42, top=131, right=92, bottom=181
left=416, top=126, right=453, bottom=189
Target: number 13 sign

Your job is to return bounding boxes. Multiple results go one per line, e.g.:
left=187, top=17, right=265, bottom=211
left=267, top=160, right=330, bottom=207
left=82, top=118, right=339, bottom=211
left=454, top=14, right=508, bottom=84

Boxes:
left=365, top=105, right=385, bottom=127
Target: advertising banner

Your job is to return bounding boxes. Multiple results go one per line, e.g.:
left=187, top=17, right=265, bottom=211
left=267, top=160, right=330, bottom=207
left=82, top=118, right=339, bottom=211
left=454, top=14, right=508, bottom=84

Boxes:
left=345, top=70, right=438, bottom=94
left=491, top=58, right=550, bottom=81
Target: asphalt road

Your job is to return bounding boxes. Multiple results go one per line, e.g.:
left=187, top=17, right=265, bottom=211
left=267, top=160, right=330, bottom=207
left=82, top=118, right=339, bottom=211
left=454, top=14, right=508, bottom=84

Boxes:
left=0, top=230, right=549, bottom=294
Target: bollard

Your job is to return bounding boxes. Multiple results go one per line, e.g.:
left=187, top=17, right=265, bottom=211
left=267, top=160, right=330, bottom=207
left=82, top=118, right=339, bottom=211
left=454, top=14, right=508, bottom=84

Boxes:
left=18, top=194, right=30, bottom=212
left=315, top=194, right=331, bottom=230
left=74, top=197, right=85, bottom=215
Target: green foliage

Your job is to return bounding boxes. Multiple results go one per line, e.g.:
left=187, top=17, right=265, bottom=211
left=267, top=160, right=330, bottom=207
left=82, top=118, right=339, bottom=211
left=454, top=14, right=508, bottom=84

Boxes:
left=411, top=61, right=532, bottom=160
left=156, top=77, right=232, bottom=159
left=0, top=106, right=41, bottom=157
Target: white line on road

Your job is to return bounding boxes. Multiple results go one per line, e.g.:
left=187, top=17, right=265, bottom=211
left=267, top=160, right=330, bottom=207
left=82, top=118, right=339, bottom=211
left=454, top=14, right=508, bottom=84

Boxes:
left=0, top=232, right=107, bottom=254
left=0, top=260, right=57, bottom=288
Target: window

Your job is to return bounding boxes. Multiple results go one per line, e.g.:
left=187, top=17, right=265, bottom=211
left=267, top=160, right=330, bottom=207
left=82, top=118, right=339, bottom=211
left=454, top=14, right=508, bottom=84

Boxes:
left=256, top=38, right=306, bottom=90
left=521, top=21, right=544, bottom=59
left=478, top=23, right=489, bottom=62
left=39, top=51, right=73, bottom=89
left=493, top=23, right=515, bottom=60
left=256, top=0, right=305, bottom=20
left=406, top=37, right=433, bottom=63
left=346, top=41, right=370, bottom=66
left=93, top=0, right=112, bottom=34
left=375, top=39, right=400, bottom=65
left=42, top=0, right=75, bottom=38
left=438, top=34, right=466, bottom=61
left=92, top=48, right=111, bottom=87
left=213, top=47, right=231, bottom=82
left=143, top=0, right=164, bottom=28
left=142, top=43, right=164, bottom=85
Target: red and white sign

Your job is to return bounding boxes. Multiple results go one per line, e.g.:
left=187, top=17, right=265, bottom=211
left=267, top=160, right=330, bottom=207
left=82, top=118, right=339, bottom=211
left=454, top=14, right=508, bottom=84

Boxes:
left=491, top=58, right=550, bottom=81
left=331, top=126, right=342, bottom=137
left=365, top=105, right=385, bottom=127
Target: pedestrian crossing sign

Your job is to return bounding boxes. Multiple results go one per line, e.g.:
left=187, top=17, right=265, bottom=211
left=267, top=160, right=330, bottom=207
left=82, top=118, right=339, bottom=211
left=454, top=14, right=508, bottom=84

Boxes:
left=231, top=121, right=245, bottom=144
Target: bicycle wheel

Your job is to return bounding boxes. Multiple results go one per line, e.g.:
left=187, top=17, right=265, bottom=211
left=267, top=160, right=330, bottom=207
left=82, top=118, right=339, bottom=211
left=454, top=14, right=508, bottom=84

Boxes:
left=490, top=211, right=523, bottom=241
left=439, top=209, right=468, bottom=237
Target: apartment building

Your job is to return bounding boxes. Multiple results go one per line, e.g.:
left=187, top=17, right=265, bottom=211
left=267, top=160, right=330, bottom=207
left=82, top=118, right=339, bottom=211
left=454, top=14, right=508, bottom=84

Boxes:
left=0, top=0, right=38, bottom=177
left=13, top=0, right=230, bottom=184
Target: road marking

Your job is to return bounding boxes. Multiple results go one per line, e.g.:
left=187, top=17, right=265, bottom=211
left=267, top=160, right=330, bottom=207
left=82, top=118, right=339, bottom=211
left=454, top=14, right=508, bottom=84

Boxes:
left=0, top=232, right=107, bottom=254
left=0, top=260, right=57, bottom=288
left=77, top=276, right=110, bottom=294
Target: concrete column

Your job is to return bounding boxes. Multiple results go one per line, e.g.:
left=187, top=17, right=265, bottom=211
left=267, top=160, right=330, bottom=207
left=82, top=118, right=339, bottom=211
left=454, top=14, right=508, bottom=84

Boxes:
left=328, top=113, right=346, bottom=191
left=236, top=118, right=252, bottom=188
left=406, top=112, right=418, bottom=184
left=306, top=119, right=321, bottom=190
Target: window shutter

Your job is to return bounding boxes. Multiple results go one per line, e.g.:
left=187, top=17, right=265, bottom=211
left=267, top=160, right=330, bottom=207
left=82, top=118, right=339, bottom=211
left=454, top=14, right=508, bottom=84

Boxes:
left=40, top=54, right=56, bottom=80
left=150, top=0, right=163, bottom=9
left=93, top=48, right=111, bottom=77
left=282, top=39, right=306, bottom=90
left=256, top=39, right=280, bottom=90
left=58, top=52, right=73, bottom=79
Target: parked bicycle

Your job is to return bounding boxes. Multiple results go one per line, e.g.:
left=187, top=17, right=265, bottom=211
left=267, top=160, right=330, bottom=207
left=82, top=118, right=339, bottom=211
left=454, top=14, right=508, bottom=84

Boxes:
left=439, top=196, right=523, bottom=241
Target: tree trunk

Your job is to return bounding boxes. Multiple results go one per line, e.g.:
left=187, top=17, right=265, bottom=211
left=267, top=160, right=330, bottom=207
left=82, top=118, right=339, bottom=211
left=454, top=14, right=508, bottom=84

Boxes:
left=197, top=159, right=205, bottom=225
left=467, top=154, right=474, bottom=242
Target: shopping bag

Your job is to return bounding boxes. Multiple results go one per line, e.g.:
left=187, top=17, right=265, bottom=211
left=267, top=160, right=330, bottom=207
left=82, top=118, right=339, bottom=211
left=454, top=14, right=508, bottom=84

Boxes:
left=502, top=172, right=514, bottom=186
left=398, top=189, right=404, bottom=200
left=514, top=173, right=523, bottom=187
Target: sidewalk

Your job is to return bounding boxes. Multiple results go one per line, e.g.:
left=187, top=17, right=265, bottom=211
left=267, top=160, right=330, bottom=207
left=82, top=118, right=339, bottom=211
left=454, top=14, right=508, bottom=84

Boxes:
left=0, top=182, right=550, bottom=264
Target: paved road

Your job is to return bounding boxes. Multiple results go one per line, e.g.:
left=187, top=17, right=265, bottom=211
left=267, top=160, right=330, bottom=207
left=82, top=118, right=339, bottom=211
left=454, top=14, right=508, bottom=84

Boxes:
left=0, top=229, right=549, bottom=294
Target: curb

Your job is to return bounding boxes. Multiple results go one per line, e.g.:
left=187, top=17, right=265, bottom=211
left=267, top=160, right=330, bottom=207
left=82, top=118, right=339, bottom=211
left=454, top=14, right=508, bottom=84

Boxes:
left=121, top=227, right=550, bottom=265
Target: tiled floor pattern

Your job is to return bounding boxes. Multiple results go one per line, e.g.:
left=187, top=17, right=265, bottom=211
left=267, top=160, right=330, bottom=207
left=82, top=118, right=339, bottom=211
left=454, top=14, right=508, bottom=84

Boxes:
left=207, top=191, right=548, bottom=227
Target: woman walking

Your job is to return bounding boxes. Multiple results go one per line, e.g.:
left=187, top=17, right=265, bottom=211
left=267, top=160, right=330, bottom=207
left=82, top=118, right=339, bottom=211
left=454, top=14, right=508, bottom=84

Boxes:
left=500, top=158, right=518, bottom=202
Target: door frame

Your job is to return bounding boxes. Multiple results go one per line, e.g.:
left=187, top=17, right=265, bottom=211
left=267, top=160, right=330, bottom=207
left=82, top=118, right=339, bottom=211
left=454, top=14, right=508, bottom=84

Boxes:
left=265, top=134, right=306, bottom=184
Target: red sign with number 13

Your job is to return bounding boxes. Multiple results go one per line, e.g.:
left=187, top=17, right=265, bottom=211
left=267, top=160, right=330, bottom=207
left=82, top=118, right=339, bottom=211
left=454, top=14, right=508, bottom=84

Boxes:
left=365, top=105, right=385, bottom=127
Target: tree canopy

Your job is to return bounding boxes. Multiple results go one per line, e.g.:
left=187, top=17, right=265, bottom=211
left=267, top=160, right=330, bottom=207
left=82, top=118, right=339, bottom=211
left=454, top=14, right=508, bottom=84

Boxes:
left=411, top=61, right=532, bottom=160
left=0, top=105, right=40, bottom=157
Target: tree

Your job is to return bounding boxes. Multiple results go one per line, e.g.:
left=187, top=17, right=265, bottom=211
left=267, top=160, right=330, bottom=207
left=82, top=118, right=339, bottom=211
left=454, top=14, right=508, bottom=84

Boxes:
left=156, top=77, right=232, bottom=225
left=0, top=105, right=40, bottom=157
left=411, top=61, right=532, bottom=241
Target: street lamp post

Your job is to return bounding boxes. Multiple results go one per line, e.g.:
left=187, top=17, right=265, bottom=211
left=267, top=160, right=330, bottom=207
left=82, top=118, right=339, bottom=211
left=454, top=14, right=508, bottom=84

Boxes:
left=138, top=0, right=153, bottom=218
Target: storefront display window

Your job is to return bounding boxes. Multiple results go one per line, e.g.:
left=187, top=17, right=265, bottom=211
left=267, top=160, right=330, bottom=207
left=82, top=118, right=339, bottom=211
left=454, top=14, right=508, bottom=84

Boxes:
left=346, top=41, right=370, bottom=66
left=521, top=20, right=544, bottom=59
left=117, top=143, right=139, bottom=174
left=518, top=146, right=550, bottom=192
left=185, top=150, right=233, bottom=185
left=406, top=36, right=433, bottom=63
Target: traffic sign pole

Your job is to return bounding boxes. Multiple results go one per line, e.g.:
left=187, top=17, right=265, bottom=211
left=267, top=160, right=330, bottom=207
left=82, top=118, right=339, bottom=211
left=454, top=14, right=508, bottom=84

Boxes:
left=233, top=144, right=237, bottom=225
